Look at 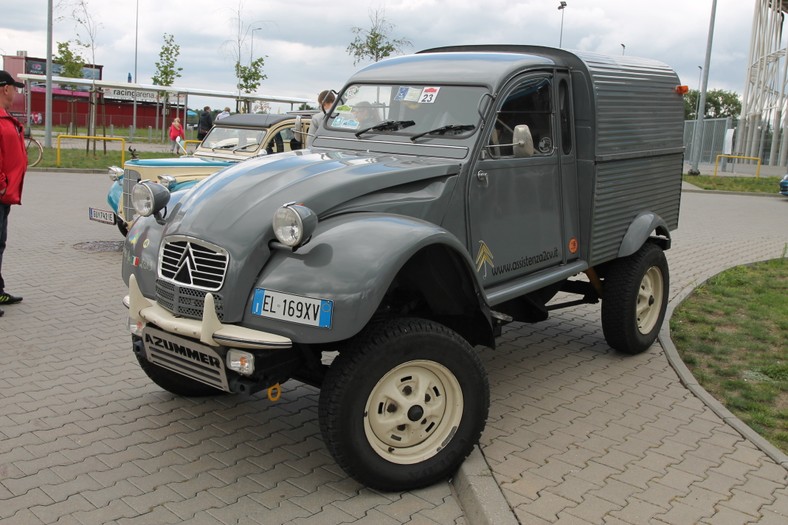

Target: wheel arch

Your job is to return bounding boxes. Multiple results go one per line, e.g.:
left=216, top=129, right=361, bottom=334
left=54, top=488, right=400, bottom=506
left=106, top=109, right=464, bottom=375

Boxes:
left=383, top=243, right=496, bottom=348
left=618, top=211, right=672, bottom=258
left=251, top=213, right=494, bottom=346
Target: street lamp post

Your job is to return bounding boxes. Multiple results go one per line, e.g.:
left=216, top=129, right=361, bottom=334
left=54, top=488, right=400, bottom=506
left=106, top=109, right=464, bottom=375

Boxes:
left=132, top=0, right=139, bottom=136
left=689, top=0, right=718, bottom=175
left=621, top=43, right=626, bottom=55
left=250, top=27, right=263, bottom=66
left=558, top=2, right=567, bottom=47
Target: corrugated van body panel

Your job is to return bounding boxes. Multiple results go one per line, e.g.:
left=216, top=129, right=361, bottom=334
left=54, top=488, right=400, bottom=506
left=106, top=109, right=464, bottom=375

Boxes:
left=576, top=52, right=684, bottom=158
left=589, top=154, right=683, bottom=264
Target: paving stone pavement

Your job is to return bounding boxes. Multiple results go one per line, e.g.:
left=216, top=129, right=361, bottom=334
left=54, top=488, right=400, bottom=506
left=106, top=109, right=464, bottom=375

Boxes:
left=0, top=172, right=786, bottom=524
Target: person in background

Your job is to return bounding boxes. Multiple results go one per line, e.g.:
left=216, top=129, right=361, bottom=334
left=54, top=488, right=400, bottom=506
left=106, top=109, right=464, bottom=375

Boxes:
left=216, top=107, right=231, bottom=121
left=0, top=70, right=27, bottom=317
left=306, top=90, right=336, bottom=149
left=197, top=106, right=213, bottom=140
left=168, top=117, right=185, bottom=153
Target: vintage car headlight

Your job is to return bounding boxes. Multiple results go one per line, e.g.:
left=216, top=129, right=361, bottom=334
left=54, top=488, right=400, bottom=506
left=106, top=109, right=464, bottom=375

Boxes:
left=131, top=181, right=170, bottom=217
left=108, top=166, right=124, bottom=181
left=272, top=203, right=317, bottom=248
left=157, top=174, right=177, bottom=189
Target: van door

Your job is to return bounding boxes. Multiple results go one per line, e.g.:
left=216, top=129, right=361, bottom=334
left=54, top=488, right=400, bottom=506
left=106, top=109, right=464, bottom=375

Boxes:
left=468, top=73, right=563, bottom=288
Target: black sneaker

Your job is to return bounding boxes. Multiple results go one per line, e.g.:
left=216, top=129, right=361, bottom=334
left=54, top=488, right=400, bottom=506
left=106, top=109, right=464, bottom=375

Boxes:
left=0, top=293, right=22, bottom=305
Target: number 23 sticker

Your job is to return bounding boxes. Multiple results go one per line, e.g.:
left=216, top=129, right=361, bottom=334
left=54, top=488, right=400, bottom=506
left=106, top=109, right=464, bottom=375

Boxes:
left=419, top=87, right=440, bottom=104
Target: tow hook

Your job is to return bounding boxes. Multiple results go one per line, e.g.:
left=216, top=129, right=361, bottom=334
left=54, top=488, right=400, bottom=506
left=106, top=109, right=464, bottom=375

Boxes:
left=267, top=383, right=282, bottom=402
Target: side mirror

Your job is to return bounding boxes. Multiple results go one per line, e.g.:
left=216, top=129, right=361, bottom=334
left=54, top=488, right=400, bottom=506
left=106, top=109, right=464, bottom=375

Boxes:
left=294, top=115, right=306, bottom=139
left=512, top=125, right=535, bottom=158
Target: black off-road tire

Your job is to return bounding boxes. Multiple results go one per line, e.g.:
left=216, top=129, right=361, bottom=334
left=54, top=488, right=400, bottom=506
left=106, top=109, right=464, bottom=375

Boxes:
left=318, top=318, right=489, bottom=491
left=137, top=355, right=225, bottom=397
left=601, top=243, right=669, bottom=354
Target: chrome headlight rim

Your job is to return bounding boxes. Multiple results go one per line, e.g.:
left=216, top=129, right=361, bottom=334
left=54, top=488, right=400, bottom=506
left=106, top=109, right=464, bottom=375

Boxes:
left=272, top=203, right=317, bottom=248
left=131, top=180, right=171, bottom=217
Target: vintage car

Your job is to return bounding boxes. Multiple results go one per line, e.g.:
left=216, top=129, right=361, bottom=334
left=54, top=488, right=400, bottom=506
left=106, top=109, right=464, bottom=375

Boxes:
left=121, top=46, right=685, bottom=490
left=91, top=112, right=312, bottom=235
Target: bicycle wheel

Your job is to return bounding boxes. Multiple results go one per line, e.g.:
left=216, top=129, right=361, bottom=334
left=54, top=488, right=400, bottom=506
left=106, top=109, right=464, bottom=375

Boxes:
left=26, top=137, right=43, bottom=168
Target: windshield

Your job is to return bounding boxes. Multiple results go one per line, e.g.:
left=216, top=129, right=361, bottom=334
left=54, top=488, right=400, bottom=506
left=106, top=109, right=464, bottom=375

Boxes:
left=200, top=127, right=267, bottom=152
left=327, top=84, right=486, bottom=139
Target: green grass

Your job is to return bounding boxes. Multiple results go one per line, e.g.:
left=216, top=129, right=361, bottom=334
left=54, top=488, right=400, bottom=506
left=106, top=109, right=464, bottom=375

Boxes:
left=683, top=174, right=781, bottom=193
left=34, top=147, right=176, bottom=170
left=670, top=253, right=788, bottom=453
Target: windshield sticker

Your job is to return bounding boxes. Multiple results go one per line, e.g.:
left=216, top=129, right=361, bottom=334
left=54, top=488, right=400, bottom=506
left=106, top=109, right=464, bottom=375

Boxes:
left=419, top=87, right=440, bottom=104
left=394, top=87, right=423, bottom=102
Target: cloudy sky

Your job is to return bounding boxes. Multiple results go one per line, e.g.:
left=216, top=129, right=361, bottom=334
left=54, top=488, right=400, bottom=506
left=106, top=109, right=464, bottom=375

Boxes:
left=0, top=1, right=760, bottom=111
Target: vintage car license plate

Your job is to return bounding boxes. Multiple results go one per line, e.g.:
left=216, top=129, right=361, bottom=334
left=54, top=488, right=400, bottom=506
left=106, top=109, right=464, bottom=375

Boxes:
left=251, top=288, right=333, bottom=328
left=88, top=207, right=115, bottom=224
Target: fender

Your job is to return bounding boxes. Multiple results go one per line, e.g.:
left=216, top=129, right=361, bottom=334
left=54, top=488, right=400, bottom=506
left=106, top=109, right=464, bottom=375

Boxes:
left=243, top=213, right=489, bottom=344
left=107, top=180, right=122, bottom=214
left=618, top=211, right=671, bottom=258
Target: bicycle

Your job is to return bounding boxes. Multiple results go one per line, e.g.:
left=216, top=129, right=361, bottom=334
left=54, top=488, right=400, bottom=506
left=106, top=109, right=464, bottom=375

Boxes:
left=24, top=130, right=43, bottom=168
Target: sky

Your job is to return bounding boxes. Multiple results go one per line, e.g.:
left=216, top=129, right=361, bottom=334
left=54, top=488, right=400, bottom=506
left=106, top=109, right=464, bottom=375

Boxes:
left=0, top=0, right=761, bottom=112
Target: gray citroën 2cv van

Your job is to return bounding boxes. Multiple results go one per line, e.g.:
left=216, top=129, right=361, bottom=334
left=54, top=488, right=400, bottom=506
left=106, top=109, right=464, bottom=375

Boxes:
left=121, top=45, right=685, bottom=490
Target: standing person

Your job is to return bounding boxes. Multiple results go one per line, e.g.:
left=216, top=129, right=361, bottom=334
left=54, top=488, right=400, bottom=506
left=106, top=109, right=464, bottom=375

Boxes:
left=216, top=107, right=231, bottom=121
left=306, top=90, right=336, bottom=149
left=197, top=106, right=213, bottom=140
left=168, top=117, right=185, bottom=153
left=0, top=71, right=27, bottom=317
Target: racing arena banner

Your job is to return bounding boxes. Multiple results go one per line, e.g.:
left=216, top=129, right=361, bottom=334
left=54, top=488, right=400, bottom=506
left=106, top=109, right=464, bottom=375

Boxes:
left=102, top=87, right=186, bottom=105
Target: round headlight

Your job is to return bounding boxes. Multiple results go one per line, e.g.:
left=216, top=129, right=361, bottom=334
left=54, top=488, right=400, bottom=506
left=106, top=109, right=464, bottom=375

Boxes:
left=131, top=181, right=170, bottom=217
left=273, top=204, right=317, bottom=248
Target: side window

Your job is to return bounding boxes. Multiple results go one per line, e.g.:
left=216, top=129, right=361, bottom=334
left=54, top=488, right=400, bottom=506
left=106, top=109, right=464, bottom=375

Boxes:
left=559, top=79, right=572, bottom=155
left=488, top=76, right=553, bottom=158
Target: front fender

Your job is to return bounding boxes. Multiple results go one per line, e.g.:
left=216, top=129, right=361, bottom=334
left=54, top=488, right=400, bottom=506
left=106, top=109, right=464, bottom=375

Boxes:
left=618, top=211, right=671, bottom=257
left=107, top=180, right=122, bottom=214
left=243, top=213, right=480, bottom=344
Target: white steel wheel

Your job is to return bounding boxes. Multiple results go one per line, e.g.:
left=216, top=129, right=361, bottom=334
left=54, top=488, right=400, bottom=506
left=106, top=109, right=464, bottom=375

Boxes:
left=318, top=317, right=489, bottom=491
left=637, top=265, right=665, bottom=335
left=602, top=243, right=670, bottom=355
left=364, top=359, right=463, bottom=464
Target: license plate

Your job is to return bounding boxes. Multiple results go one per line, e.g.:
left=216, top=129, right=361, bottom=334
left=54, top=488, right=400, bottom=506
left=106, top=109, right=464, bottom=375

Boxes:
left=251, top=288, right=333, bottom=328
left=88, top=207, right=115, bottom=224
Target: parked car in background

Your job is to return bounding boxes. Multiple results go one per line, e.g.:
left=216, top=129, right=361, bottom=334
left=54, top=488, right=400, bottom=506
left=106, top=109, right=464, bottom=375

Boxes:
left=89, top=112, right=313, bottom=236
left=780, top=174, right=788, bottom=196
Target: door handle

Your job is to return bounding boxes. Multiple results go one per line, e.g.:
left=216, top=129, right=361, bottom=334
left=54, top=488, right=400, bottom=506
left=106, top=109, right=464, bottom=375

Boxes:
left=476, top=170, right=489, bottom=187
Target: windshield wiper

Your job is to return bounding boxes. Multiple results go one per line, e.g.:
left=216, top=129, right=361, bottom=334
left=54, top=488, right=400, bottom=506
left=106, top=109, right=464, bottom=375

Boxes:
left=410, top=124, right=475, bottom=142
left=232, top=142, right=260, bottom=152
left=355, top=120, right=415, bottom=138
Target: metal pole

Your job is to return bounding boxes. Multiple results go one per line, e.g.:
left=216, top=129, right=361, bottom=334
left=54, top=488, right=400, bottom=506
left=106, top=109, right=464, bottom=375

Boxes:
left=132, top=0, right=139, bottom=136
left=621, top=44, right=626, bottom=55
left=689, top=0, right=717, bottom=175
left=45, top=0, right=53, bottom=148
left=558, top=2, right=567, bottom=48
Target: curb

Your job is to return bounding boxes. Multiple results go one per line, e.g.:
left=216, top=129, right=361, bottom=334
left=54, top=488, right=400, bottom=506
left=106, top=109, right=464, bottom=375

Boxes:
left=453, top=446, right=519, bottom=525
left=659, top=264, right=788, bottom=471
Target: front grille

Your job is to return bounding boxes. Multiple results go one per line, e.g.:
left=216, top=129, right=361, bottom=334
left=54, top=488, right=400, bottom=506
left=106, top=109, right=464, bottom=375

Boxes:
left=156, top=279, right=225, bottom=321
left=159, top=237, right=229, bottom=291
left=121, top=169, right=141, bottom=222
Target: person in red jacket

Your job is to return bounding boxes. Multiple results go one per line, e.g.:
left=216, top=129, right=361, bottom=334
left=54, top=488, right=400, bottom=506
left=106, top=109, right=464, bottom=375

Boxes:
left=0, top=70, right=27, bottom=317
left=168, top=117, right=185, bottom=153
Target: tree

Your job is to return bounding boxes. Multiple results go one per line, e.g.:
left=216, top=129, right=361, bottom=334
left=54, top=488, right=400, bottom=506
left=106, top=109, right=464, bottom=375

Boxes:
left=152, top=33, right=183, bottom=87
left=684, top=89, right=741, bottom=120
left=223, top=1, right=268, bottom=113
left=236, top=57, right=268, bottom=112
left=53, top=40, right=86, bottom=87
left=347, top=8, right=411, bottom=65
